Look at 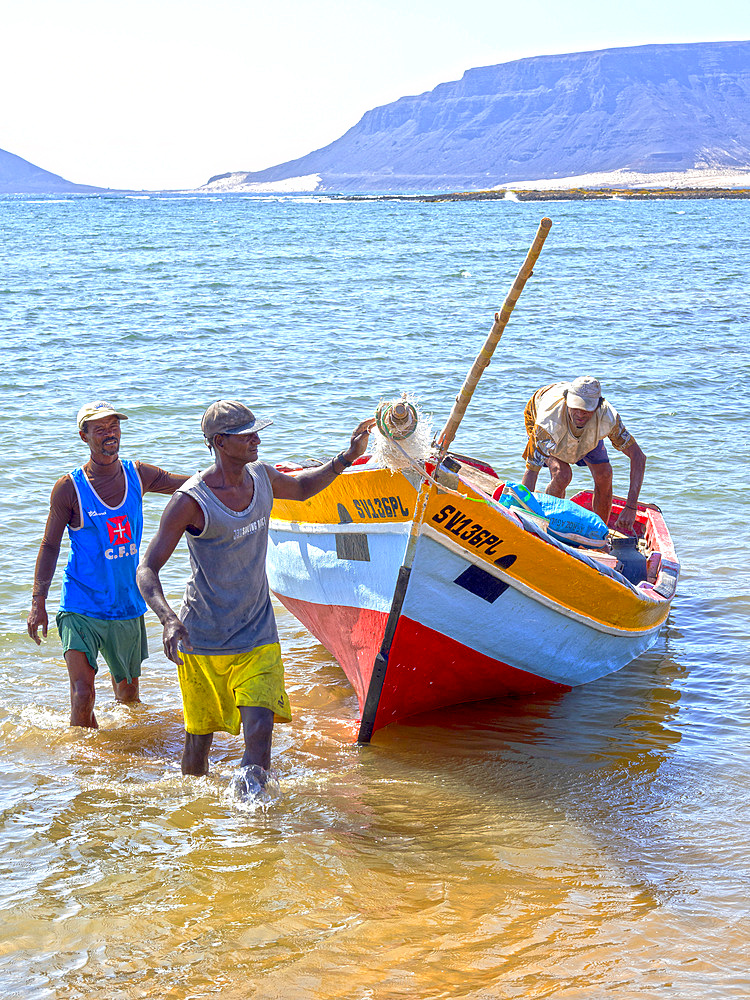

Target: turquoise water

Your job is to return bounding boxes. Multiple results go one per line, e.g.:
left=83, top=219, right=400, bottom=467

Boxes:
left=1, top=193, right=749, bottom=998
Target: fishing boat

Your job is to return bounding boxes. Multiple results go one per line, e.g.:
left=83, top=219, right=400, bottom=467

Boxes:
left=266, top=219, right=679, bottom=742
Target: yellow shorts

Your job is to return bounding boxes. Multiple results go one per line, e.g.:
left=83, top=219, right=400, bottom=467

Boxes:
left=178, top=642, right=292, bottom=736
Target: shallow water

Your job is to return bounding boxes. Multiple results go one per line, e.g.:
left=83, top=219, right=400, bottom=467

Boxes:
left=1, top=193, right=748, bottom=998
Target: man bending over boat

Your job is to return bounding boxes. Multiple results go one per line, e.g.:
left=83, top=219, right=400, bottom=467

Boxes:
left=520, top=376, right=646, bottom=534
left=27, top=401, right=188, bottom=728
left=136, top=399, right=374, bottom=793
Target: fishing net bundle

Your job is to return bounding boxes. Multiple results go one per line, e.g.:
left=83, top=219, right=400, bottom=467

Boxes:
left=369, top=393, right=433, bottom=472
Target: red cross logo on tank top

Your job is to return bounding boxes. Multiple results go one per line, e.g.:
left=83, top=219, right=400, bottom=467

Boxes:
left=106, top=515, right=132, bottom=545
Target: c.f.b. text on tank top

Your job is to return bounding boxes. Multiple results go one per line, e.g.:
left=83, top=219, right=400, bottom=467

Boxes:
left=60, top=459, right=147, bottom=620
left=177, top=464, right=278, bottom=655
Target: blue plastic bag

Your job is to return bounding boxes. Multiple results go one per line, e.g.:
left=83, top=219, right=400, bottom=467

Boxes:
left=533, top=491, right=609, bottom=548
left=497, top=482, right=609, bottom=548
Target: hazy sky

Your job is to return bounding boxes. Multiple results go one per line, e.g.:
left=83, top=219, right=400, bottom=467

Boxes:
left=1, top=0, right=748, bottom=190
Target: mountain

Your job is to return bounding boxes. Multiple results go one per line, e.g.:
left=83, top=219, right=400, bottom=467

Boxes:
left=0, top=148, right=104, bottom=194
left=204, top=40, right=750, bottom=193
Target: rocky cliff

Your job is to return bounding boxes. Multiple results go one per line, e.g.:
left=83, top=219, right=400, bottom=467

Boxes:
left=0, top=148, right=104, bottom=194
left=206, top=40, right=750, bottom=193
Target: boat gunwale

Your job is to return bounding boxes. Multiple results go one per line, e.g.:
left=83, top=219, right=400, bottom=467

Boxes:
left=269, top=518, right=411, bottom=535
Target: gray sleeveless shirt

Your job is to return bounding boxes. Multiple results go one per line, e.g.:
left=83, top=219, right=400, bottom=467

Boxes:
left=177, top=463, right=279, bottom=655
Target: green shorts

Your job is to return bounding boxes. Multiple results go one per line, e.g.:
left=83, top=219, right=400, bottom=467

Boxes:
left=56, top=611, right=149, bottom=684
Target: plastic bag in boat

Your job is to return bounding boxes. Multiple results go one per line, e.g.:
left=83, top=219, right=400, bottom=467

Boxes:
left=495, top=482, right=608, bottom=549
left=533, top=492, right=609, bottom=548
left=493, top=482, right=549, bottom=527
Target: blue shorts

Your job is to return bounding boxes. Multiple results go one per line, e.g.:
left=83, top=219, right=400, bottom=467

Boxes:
left=542, top=440, right=610, bottom=469
left=575, top=440, right=610, bottom=467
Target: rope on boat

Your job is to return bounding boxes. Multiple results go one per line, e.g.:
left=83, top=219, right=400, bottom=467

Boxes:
left=388, top=436, right=496, bottom=507
left=370, top=393, right=499, bottom=507
left=370, top=393, right=432, bottom=472
left=375, top=396, right=419, bottom=440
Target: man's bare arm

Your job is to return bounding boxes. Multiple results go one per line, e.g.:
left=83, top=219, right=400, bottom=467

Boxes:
left=267, top=418, right=375, bottom=501
left=521, top=466, right=540, bottom=491
left=27, top=479, right=73, bottom=643
left=614, top=439, right=646, bottom=534
left=136, top=493, right=203, bottom=664
left=136, top=462, right=190, bottom=496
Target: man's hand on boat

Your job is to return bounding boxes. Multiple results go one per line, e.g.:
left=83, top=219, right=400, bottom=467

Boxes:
left=347, top=417, right=377, bottom=461
left=614, top=504, right=638, bottom=535
left=268, top=418, right=376, bottom=501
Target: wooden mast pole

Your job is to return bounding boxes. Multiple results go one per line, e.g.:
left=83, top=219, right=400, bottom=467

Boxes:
left=358, top=218, right=553, bottom=744
left=436, top=216, right=553, bottom=459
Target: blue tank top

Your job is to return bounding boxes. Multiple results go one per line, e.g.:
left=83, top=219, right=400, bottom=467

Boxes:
left=59, top=459, right=147, bottom=620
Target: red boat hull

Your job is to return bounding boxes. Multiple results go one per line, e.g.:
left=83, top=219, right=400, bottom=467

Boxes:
left=275, top=593, right=568, bottom=738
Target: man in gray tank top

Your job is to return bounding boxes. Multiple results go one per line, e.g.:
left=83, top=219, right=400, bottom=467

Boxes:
left=137, top=399, right=374, bottom=792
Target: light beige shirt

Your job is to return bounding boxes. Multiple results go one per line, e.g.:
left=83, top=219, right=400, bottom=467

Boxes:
left=525, top=383, right=632, bottom=468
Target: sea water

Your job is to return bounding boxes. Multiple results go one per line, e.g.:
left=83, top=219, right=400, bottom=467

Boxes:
left=0, top=192, right=748, bottom=999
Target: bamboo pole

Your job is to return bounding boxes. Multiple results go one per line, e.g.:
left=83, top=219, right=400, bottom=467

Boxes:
left=436, top=217, right=553, bottom=458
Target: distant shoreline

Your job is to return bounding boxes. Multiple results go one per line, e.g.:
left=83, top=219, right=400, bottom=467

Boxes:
left=418, top=187, right=750, bottom=202
left=339, top=185, right=750, bottom=204
left=205, top=165, right=750, bottom=199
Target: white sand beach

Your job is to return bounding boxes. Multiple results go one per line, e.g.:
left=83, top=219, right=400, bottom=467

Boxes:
left=201, top=173, right=322, bottom=193
left=201, top=165, right=750, bottom=195
left=496, top=167, right=750, bottom=190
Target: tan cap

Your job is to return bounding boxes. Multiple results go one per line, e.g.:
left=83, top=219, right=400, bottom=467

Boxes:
left=201, top=400, right=273, bottom=440
left=565, top=376, right=602, bottom=411
left=77, top=401, right=128, bottom=429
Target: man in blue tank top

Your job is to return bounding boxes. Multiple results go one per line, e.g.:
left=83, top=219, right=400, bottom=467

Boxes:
left=137, top=399, right=375, bottom=794
left=27, top=401, right=187, bottom=728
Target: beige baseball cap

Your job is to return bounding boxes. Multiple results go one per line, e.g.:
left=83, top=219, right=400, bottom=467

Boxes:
left=565, top=376, right=602, bottom=411
left=201, top=400, right=273, bottom=440
left=77, top=400, right=128, bottom=429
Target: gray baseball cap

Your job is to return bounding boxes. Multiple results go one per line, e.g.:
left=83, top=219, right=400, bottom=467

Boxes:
left=201, top=400, right=273, bottom=439
left=565, top=376, right=602, bottom=411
